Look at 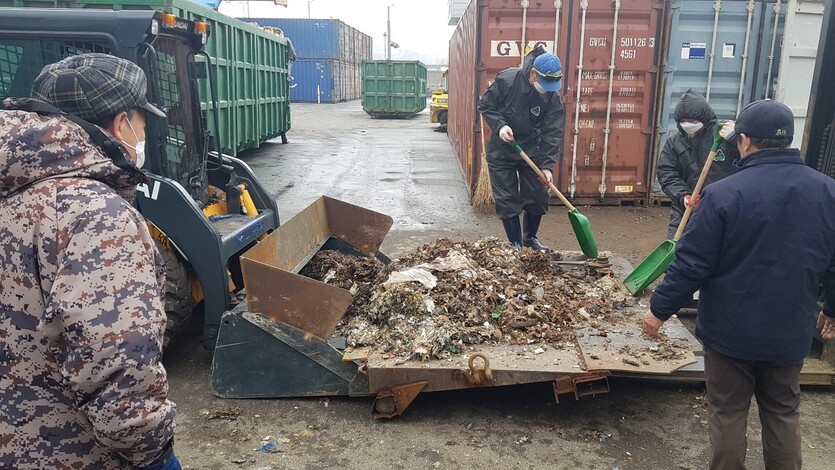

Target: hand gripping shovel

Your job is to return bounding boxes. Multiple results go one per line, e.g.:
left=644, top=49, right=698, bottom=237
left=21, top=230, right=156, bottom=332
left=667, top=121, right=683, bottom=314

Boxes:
left=511, top=141, right=599, bottom=259
left=624, top=125, right=724, bottom=295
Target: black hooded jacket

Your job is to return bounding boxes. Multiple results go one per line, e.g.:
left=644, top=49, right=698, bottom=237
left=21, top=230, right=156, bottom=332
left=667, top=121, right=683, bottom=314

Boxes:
left=477, top=47, right=565, bottom=170
left=656, top=89, right=737, bottom=202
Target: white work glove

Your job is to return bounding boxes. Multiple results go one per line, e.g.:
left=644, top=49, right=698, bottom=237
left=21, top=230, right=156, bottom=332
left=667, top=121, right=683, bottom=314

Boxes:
left=539, top=169, right=553, bottom=187
left=719, top=120, right=735, bottom=141
left=499, top=125, right=515, bottom=143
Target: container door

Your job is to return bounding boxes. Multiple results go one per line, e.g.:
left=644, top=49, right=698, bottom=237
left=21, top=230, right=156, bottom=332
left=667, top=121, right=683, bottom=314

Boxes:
left=562, top=0, right=664, bottom=204
left=774, top=0, right=827, bottom=147
left=652, top=0, right=785, bottom=197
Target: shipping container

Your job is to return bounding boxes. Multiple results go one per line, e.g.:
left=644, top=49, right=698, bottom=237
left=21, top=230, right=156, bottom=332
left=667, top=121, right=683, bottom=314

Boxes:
left=2, top=0, right=292, bottom=157
left=290, top=59, right=361, bottom=103
left=361, top=60, right=428, bottom=118
left=650, top=0, right=786, bottom=196
left=449, top=0, right=665, bottom=205
left=774, top=0, right=827, bottom=146
left=244, top=17, right=372, bottom=64
left=649, top=0, right=825, bottom=198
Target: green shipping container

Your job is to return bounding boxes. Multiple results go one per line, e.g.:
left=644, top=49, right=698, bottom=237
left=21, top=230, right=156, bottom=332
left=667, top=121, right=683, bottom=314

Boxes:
left=2, top=0, right=290, bottom=156
left=361, top=60, right=427, bottom=118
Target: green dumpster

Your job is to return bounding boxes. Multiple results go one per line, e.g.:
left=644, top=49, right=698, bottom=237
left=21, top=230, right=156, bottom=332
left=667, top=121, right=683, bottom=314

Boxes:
left=361, top=60, right=427, bottom=118
left=2, top=0, right=291, bottom=156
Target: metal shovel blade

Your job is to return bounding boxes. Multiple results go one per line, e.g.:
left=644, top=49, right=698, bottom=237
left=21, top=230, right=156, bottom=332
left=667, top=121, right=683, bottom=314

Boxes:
left=623, top=239, right=677, bottom=295
left=568, top=208, right=598, bottom=259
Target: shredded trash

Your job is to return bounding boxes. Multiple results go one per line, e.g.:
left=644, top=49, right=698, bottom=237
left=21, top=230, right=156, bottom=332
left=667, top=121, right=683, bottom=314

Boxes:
left=301, top=237, right=637, bottom=361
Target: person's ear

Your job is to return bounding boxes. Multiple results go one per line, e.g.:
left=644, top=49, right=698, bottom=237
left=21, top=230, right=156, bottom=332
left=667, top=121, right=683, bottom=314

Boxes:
left=104, top=111, right=130, bottom=141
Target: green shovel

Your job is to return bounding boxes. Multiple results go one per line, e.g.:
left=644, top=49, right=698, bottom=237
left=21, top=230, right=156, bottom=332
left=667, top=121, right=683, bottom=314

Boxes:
left=624, top=125, right=724, bottom=295
left=511, top=141, right=599, bottom=259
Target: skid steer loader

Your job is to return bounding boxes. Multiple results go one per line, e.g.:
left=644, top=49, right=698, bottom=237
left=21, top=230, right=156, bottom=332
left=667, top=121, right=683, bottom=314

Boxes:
left=0, top=8, right=280, bottom=349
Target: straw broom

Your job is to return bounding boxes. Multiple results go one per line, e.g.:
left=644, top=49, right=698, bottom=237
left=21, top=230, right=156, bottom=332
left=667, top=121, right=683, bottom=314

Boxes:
left=471, top=114, right=495, bottom=213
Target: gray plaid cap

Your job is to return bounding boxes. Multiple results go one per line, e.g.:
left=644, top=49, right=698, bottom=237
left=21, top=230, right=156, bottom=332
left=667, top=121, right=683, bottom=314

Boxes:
left=31, top=53, right=165, bottom=122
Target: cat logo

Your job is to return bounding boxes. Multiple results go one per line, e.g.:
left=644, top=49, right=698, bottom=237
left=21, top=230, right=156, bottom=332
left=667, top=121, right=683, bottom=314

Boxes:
left=137, top=181, right=161, bottom=201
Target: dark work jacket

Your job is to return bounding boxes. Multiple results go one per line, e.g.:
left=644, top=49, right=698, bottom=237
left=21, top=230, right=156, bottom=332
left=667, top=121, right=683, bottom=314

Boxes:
left=657, top=90, right=737, bottom=203
left=650, top=148, right=835, bottom=362
left=477, top=48, right=565, bottom=171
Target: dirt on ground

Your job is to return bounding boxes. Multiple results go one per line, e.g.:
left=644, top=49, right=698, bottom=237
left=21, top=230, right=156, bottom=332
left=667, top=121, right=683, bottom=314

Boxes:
left=165, top=102, right=834, bottom=470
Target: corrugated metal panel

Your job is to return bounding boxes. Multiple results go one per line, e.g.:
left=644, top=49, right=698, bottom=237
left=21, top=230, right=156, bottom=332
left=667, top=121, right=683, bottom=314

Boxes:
left=448, top=0, right=480, bottom=195
left=804, top=2, right=835, bottom=165
left=449, top=0, right=664, bottom=205
left=290, top=59, right=362, bottom=103
left=3, top=0, right=292, bottom=157
left=774, top=0, right=827, bottom=146
left=657, top=1, right=784, bottom=147
left=244, top=17, right=372, bottom=64
left=448, top=0, right=469, bottom=26
left=291, top=59, right=333, bottom=102
left=361, top=60, right=427, bottom=116
left=563, top=0, right=663, bottom=202
left=248, top=18, right=339, bottom=59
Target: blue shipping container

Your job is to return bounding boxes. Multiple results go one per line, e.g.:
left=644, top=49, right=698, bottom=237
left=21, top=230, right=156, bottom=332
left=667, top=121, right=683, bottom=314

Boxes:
left=242, top=18, right=372, bottom=62
left=291, top=60, right=335, bottom=102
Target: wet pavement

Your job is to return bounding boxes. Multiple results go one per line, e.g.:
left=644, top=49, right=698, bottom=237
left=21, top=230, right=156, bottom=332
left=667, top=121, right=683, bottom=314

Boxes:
left=243, top=102, right=489, bottom=256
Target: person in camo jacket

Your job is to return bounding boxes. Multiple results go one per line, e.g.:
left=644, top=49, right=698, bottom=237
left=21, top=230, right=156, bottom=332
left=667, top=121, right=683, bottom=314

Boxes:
left=0, top=54, right=178, bottom=469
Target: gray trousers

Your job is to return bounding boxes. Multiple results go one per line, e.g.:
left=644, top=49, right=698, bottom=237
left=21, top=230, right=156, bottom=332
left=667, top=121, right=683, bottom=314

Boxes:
left=704, top=347, right=803, bottom=470
left=667, top=198, right=685, bottom=240
left=488, top=156, right=549, bottom=220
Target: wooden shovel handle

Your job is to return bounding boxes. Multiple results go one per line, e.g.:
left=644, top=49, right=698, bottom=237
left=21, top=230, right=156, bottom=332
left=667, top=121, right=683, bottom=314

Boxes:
left=511, top=142, right=576, bottom=211
left=673, top=148, right=718, bottom=241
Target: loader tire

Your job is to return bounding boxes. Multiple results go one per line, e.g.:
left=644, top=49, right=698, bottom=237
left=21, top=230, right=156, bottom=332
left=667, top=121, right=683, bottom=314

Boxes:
left=439, top=111, right=448, bottom=126
left=154, top=239, right=194, bottom=347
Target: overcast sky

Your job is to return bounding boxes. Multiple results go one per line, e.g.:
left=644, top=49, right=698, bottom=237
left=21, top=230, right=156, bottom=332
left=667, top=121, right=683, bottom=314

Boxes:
left=217, top=0, right=455, bottom=64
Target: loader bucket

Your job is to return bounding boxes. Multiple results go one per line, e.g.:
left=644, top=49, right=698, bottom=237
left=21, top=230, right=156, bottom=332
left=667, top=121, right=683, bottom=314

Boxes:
left=239, top=196, right=393, bottom=340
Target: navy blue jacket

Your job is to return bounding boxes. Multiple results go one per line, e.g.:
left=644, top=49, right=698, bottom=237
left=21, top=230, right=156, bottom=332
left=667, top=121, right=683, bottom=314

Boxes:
left=650, top=148, right=835, bottom=362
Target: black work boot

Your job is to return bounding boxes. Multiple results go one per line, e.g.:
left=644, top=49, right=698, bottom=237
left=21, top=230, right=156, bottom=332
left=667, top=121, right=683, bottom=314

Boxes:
left=522, top=212, right=549, bottom=251
left=501, top=216, right=523, bottom=250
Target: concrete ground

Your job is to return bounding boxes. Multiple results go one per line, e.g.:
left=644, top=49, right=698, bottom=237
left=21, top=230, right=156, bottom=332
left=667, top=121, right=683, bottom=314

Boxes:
left=167, top=101, right=834, bottom=469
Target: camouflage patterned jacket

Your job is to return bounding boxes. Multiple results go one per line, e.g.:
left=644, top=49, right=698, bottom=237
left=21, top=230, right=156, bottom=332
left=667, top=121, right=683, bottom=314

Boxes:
left=0, top=99, right=176, bottom=469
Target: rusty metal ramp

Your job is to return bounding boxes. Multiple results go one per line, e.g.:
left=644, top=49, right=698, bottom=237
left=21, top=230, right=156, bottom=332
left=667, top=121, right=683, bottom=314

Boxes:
left=239, top=196, right=393, bottom=340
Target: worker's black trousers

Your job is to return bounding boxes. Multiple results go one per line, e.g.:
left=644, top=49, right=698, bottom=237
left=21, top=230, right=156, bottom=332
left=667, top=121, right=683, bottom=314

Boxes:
left=487, top=155, right=549, bottom=220
left=704, top=346, right=803, bottom=470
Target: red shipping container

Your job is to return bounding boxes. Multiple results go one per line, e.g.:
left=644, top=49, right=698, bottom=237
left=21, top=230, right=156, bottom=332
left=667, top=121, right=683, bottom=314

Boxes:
left=448, top=0, right=666, bottom=205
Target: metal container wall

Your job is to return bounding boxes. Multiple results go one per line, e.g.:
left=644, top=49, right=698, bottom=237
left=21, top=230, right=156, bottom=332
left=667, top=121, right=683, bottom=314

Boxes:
left=361, top=60, right=428, bottom=117
left=447, top=0, right=479, bottom=193
left=3, top=0, right=292, bottom=157
left=245, top=17, right=373, bottom=65
left=448, top=0, right=665, bottom=204
left=654, top=0, right=785, bottom=178
left=290, top=59, right=362, bottom=103
left=774, top=0, right=827, bottom=146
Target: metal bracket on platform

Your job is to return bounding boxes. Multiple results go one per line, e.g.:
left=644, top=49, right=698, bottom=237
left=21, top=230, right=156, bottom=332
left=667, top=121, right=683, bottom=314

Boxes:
left=462, top=353, right=494, bottom=385
left=371, top=381, right=428, bottom=419
left=553, top=372, right=610, bottom=403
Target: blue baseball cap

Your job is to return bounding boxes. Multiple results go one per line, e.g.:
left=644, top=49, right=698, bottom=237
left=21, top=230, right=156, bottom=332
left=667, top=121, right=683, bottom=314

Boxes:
left=532, top=53, right=563, bottom=92
left=727, top=99, right=794, bottom=141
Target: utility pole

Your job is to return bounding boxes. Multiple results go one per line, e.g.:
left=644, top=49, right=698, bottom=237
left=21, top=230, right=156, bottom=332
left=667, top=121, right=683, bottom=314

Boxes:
left=386, top=5, right=391, bottom=60
left=308, top=0, right=313, bottom=19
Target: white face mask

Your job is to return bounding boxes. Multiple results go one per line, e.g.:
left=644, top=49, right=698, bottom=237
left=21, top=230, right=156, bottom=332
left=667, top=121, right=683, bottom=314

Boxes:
left=121, top=118, right=146, bottom=168
left=532, top=80, right=546, bottom=94
left=679, top=121, right=704, bottom=137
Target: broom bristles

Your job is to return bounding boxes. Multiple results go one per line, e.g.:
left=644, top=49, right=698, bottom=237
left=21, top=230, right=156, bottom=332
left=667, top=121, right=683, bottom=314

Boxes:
left=471, top=155, right=495, bottom=213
